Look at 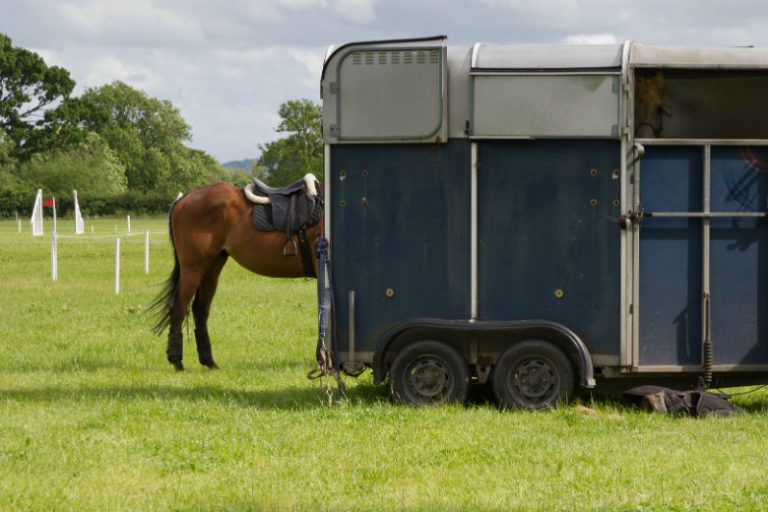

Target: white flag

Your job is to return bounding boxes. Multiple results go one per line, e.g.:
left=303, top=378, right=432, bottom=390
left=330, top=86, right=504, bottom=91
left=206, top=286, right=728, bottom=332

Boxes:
left=73, top=190, right=84, bottom=234
left=31, top=189, right=43, bottom=236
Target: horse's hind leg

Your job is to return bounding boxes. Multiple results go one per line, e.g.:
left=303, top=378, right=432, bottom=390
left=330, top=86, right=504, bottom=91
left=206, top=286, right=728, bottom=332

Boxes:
left=192, top=251, right=229, bottom=369
left=167, top=266, right=207, bottom=371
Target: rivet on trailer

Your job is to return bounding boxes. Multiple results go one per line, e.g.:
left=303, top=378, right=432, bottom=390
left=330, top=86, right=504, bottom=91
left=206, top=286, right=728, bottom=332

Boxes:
left=319, top=35, right=768, bottom=409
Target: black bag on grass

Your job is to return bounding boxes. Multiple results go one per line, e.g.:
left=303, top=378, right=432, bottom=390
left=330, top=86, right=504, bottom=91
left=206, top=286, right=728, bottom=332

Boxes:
left=623, top=385, right=740, bottom=417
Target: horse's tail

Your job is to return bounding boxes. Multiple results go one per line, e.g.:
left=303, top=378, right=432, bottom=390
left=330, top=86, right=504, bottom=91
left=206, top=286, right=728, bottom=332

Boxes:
left=147, top=197, right=182, bottom=335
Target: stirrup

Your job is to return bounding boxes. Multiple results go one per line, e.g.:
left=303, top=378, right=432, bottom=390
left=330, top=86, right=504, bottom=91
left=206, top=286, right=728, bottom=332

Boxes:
left=282, top=238, right=298, bottom=256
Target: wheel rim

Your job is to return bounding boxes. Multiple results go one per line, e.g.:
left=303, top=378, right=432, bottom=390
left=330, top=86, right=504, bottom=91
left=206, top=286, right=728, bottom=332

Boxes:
left=509, top=357, right=560, bottom=405
left=404, top=355, right=454, bottom=404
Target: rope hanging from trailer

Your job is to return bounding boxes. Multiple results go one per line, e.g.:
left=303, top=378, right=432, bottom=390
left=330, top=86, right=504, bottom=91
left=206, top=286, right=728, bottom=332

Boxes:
left=701, top=292, right=713, bottom=390
left=307, top=236, right=346, bottom=403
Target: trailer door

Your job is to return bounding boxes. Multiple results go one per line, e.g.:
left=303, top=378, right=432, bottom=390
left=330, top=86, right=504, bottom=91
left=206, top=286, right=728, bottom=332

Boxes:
left=636, top=144, right=768, bottom=370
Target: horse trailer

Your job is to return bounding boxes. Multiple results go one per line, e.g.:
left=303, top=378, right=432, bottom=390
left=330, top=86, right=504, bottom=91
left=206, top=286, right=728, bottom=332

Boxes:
left=319, top=36, right=768, bottom=408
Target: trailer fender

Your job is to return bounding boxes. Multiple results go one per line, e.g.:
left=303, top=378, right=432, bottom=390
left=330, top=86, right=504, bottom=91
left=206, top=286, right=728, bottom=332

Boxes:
left=372, top=318, right=596, bottom=389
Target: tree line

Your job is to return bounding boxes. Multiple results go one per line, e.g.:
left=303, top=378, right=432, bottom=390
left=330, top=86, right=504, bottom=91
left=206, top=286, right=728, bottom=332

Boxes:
left=0, top=33, right=322, bottom=217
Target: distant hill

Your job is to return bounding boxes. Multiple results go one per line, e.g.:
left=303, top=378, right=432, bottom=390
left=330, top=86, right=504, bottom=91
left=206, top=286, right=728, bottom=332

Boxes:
left=222, top=158, right=258, bottom=170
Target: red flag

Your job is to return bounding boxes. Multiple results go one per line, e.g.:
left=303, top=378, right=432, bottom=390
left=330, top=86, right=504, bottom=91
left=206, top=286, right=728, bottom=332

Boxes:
left=43, top=198, right=55, bottom=208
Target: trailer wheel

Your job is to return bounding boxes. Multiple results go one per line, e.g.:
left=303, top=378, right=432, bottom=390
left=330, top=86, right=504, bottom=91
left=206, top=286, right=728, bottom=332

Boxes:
left=389, top=340, right=469, bottom=406
left=492, top=340, right=575, bottom=410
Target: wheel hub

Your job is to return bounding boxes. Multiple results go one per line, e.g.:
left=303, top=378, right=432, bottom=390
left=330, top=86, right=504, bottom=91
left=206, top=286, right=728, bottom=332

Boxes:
left=408, top=359, right=450, bottom=399
left=514, top=360, right=556, bottom=399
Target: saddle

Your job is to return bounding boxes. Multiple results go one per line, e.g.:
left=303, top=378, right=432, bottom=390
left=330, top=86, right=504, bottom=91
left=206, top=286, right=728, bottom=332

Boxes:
left=246, top=174, right=323, bottom=276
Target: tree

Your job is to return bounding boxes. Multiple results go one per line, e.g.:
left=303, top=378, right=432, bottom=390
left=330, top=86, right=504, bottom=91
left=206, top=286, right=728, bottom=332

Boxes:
left=0, top=126, right=15, bottom=168
left=258, top=99, right=322, bottom=185
left=20, top=132, right=127, bottom=198
left=0, top=33, right=77, bottom=158
left=75, top=81, right=216, bottom=194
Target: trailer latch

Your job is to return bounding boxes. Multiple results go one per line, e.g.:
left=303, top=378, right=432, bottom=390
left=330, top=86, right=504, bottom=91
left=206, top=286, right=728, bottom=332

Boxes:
left=617, top=206, right=644, bottom=229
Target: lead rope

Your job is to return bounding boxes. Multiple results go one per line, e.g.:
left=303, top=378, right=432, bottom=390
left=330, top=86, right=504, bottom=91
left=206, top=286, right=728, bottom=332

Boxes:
left=307, top=236, right=346, bottom=404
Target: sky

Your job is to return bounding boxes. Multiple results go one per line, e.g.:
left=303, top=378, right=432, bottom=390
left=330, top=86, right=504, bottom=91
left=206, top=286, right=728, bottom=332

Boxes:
left=2, top=0, right=768, bottom=163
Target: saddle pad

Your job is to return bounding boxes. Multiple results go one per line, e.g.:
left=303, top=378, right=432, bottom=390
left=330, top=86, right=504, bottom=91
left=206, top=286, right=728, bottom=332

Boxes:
left=251, top=199, right=323, bottom=233
left=251, top=203, right=276, bottom=232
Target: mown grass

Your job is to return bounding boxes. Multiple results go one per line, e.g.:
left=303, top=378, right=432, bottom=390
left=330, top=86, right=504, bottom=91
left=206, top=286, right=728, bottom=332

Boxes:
left=1, top=217, right=768, bottom=511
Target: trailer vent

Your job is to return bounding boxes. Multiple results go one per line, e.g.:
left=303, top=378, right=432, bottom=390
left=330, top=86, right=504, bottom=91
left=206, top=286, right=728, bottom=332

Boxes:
left=349, top=50, right=441, bottom=67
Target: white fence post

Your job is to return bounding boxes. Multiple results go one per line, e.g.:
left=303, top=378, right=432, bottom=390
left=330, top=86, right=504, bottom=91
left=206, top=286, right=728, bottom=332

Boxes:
left=115, top=238, right=120, bottom=294
left=51, top=232, right=58, bottom=281
left=127, top=215, right=131, bottom=234
left=144, top=231, right=150, bottom=274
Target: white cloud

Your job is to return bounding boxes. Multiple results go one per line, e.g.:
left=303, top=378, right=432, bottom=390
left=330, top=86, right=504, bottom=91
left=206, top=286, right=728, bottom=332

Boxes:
left=84, top=56, right=160, bottom=91
left=331, top=0, right=377, bottom=24
left=282, top=0, right=328, bottom=10
left=564, top=33, right=619, bottom=45
left=288, top=48, right=327, bottom=88
left=55, top=0, right=204, bottom=46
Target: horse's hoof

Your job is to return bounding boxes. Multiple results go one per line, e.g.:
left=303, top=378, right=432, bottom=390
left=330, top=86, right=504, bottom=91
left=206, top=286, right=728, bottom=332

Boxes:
left=205, top=362, right=219, bottom=370
left=171, top=361, right=184, bottom=371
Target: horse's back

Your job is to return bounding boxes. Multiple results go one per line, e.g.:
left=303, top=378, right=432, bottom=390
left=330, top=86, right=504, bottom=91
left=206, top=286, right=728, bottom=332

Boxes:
left=178, top=183, right=244, bottom=213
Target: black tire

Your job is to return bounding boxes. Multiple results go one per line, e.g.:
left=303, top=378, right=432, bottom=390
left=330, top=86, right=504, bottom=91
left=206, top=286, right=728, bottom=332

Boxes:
left=389, top=340, right=469, bottom=406
left=492, top=340, right=575, bottom=410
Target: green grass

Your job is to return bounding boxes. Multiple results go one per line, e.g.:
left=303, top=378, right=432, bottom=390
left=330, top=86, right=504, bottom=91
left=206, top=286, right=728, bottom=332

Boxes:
left=1, top=216, right=768, bottom=511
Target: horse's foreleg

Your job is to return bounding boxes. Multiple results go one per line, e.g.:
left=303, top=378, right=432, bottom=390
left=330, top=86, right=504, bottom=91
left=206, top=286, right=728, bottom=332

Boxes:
left=192, top=252, right=229, bottom=369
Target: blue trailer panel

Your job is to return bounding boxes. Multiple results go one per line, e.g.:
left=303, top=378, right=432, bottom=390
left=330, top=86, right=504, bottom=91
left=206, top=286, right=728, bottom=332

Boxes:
left=710, top=147, right=768, bottom=366
left=330, top=141, right=471, bottom=359
left=639, top=146, right=703, bottom=366
left=477, top=140, right=621, bottom=358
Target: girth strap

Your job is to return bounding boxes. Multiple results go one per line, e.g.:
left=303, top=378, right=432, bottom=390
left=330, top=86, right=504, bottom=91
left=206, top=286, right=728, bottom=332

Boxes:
left=297, top=228, right=316, bottom=278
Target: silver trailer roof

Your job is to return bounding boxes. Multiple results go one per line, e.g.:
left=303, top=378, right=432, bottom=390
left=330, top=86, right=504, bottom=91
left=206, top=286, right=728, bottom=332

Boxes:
left=631, top=43, right=768, bottom=69
left=471, top=43, right=624, bottom=70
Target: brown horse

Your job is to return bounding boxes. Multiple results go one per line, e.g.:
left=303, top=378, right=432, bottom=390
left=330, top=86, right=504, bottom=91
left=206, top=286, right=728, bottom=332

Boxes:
left=635, top=70, right=667, bottom=138
left=149, top=176, right=323, bottom=370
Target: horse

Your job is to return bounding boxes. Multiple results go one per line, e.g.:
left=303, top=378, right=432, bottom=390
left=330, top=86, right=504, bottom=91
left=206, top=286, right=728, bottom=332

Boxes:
left=635, top=70, right=667, bottom=138
left=148, top=173, right=323, bottom=371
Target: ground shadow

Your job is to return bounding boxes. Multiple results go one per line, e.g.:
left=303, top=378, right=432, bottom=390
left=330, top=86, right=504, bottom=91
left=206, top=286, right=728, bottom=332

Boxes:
left=3, top=378, right=767, bottom=414
left=0, top=383, right=340, bottom=411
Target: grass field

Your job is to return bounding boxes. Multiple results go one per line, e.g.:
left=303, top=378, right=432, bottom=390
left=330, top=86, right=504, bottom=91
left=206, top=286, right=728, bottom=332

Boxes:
left=1, top=216, right=768, bottom=511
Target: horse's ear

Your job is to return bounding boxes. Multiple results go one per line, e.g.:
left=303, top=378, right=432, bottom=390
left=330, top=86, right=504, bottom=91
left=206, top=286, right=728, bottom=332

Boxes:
left=652, top=70, right=665, bottom=90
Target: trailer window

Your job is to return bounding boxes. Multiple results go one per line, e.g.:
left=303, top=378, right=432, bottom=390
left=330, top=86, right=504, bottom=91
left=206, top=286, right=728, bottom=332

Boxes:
left=634, top=69, right=768, bottom=139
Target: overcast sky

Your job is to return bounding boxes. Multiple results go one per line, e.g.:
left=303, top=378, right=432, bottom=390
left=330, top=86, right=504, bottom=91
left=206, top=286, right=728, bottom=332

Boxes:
left=2, top=0, right=768, bottom=163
